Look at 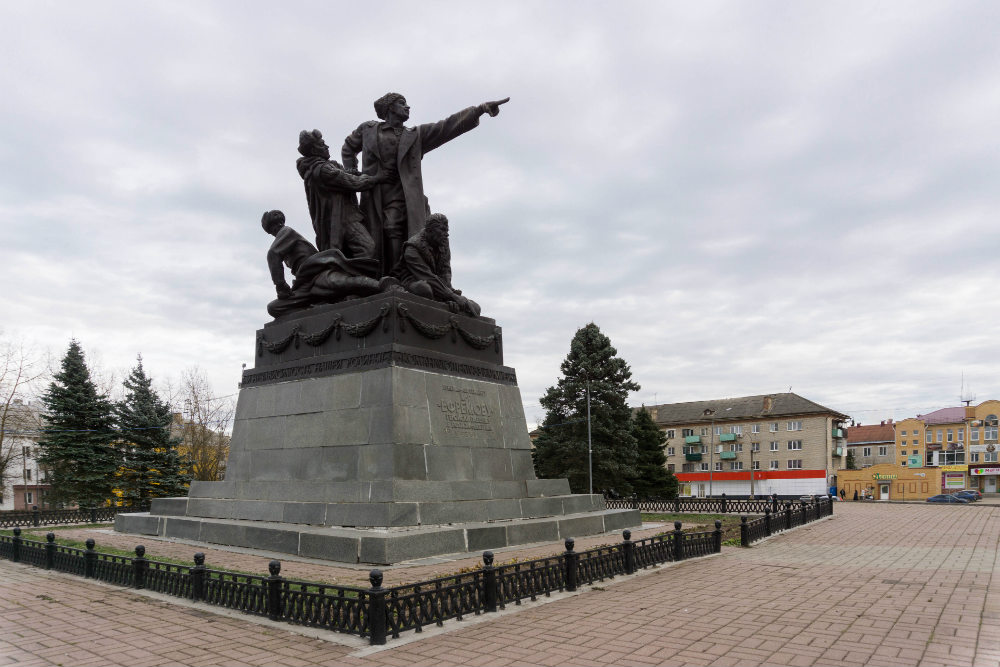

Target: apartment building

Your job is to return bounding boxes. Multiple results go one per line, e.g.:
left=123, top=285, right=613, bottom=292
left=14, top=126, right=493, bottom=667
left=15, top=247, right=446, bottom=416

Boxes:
left=845, top=421, right=896, bottom=468
left=1, top=399, right=51, bottom=511
left=645, top=393, right=849, bottom=497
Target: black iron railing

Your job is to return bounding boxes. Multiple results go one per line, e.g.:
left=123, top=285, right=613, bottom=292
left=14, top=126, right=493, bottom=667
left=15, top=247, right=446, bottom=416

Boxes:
left=0, top=504, right=150, bottom=529
left=605, top=493, right=825, bottom=516
left=1, top=499, right=832, bottom=645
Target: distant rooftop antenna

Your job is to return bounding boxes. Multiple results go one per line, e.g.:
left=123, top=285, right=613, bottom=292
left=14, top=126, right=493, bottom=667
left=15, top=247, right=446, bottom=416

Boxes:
left=960, top=372, right=976, bottom=406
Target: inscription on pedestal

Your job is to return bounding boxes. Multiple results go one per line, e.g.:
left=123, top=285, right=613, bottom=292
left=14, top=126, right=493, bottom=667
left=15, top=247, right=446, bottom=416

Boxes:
left=436, top=385, right=495, bottom=433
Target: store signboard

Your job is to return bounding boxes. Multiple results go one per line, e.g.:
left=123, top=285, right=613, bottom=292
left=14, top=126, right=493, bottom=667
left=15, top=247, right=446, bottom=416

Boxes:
left=969, top=467, right=1000, bottom=476
left=940, top=465, right=967, bottom=472
left=943, top=472, right=965, bottom=488
left=907, top=455, right=922, bottom=467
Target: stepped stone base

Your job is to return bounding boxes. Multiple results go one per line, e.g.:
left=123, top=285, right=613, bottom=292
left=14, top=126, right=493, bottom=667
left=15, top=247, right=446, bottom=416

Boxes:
left=115, top=508, right=640, bottom=564
left=115, top=292, right=642, bottom=563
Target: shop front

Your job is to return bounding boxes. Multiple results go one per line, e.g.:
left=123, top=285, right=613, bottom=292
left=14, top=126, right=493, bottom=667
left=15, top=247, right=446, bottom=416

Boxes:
left=837, top=464, right=942, bottom=502
left=969, top=465, right=1000, bottom=494
left=940, top=465, right=967, bottom=492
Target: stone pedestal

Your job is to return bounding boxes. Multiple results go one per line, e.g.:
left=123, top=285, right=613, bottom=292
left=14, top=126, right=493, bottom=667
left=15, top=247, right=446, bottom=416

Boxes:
left=116, top=291, right=639, bottom=563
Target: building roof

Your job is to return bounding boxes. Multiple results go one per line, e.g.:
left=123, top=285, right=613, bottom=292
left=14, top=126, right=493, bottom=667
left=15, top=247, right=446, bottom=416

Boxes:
left=916, top=406, right=966, bottom=425
left=642, top=392, right=849, bottom=425
left=846, top=422, right=895, bottom=445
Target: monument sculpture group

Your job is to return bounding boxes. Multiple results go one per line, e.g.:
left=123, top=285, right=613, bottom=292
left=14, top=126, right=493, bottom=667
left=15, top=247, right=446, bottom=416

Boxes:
left=117, top=93, right=639, bottom=563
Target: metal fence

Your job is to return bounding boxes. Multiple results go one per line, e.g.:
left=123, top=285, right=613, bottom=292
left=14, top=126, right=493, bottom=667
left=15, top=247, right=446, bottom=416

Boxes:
left=0, top=498, right=832, bottom=645
left=0, top=505, right=150, bottom=529
left=605, top=493, right=831, bottom=516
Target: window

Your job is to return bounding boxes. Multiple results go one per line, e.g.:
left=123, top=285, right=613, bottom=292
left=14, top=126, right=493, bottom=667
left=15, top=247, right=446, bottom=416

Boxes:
left=985, top=415, right=998, bottom=442
left=913, top=436, right=919, bottom=443
left=730, top=461, right=743, bottom=471
left=701, top=427, right=709, bottom=436
left=947, top=429, right=954, bottom=442
left=25, top=469, right=31, bottom=480
left=770, top=422, right=779, bottom=432
left=936, top=430, right=943, bottom=443
left=787, top=459, right=803, bottom=469
left=682, top=428, right=695, bottom=437
left=682, top=463, right=695, bottom=473
left=26, top=492, right=34, bottom=504
left=733, top=443, right=743, bottom=452
left=667, top=464, right=675, bottom=472
left=714, top=426, right=723, bottom=436
left=667, top=447, right=675, bottom=456
left=787, top=440, right=802, bottom=451
left=752, top=424, right=761, bottom=434
left=730, top=425, right=742, bottom=435
left=901, top=430, right=907, bottom=436
left=926, top=430, right=933, bottom=441
left=22, top=445, right=30, bottom=457
left=714, top=462, right=723, bottom=471
left=770, top=441, right=779, bottom=451
left=700, top=462, right=709, bottom=471
left=752, top=460, right=760, bottom=470
left=862, top=447, right=872, bottom=457
left=787, top=421, right=802, bottom=431
left=683, top=445, right=701, bottom=455
left=971, top=452, right=980, bottom=463
left=958, top=429, right=964, bottom=442
left=665, top=429, right=675, bottom=439
left=972, top=428, right=980, bottom=442
left=751, top=442, right=760, bottom=452
left=901, top=440, right=907, bottom=446
left=986, top=451, right=999, bottom=463
left=912, top=450, right=918, bottom=455
left=769, top=460, right=780, bottom=470
left=878, top=446, right=888, bottom=456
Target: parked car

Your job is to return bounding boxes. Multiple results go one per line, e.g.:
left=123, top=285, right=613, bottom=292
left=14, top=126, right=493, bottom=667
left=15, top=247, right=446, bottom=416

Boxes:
left=953, top=490, right=980, bottom=502
left=958, top=489, right=982, bottom=500
left=926, top=494, right=969, bottom=503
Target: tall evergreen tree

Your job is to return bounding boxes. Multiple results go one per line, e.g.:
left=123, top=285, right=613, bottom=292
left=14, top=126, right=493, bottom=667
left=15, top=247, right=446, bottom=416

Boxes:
left=533, top=323, right=640, bottom=494
left=116, top=356, right=191, bottom=506
left=38, top=340, right=118, bottom=507
left=628, top=407, right=678, bottom=498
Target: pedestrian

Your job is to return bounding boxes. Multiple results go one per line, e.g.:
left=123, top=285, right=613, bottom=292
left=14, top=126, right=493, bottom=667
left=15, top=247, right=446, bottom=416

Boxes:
left=853, top=489, right=858, bottom=501
left=840, top=488, right=846, bottom=501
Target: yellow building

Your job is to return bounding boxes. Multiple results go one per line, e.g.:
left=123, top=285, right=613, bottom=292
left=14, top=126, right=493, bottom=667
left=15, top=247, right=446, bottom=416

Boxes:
left=837, top=463, right=943, bottom=501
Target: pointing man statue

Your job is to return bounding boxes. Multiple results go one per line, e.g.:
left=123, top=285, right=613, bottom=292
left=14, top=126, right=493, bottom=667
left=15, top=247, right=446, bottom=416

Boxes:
left=342, top=93, right=509, bottom=276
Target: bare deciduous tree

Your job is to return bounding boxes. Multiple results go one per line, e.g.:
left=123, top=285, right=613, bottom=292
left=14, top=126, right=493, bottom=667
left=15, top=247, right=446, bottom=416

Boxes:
left=0, top=335, right=48, bottom=503
left=169, top=368, right=233, bottom=482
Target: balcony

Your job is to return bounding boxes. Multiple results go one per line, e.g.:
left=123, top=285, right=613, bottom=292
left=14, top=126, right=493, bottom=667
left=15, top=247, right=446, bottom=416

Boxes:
left=719, top=451, right=737, bottom=460
left=834, top=447, right=844, bottom=456
left=719, top=433, right=737, bottom=442
left=684, top=435, right=701, bottom=444
left=832, top=428, right=846, bottom=439
left=685, top=453, right=702, bottom=462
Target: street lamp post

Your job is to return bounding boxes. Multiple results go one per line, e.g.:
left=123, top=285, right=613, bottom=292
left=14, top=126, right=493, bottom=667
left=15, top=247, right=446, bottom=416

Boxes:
left=585, top=377, right=592, bottom=495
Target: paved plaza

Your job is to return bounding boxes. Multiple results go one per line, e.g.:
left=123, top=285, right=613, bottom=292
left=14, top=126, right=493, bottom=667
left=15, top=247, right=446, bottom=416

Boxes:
left=2, top=503, right=1000, bottom=666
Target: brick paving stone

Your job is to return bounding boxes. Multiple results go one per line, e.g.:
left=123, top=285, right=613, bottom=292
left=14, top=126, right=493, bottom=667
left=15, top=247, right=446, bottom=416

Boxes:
left=4, top=503, right=1000, bottom=665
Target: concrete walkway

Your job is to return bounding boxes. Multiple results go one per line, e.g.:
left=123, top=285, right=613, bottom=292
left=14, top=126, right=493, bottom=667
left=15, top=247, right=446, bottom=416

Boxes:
left=2, top=503, right=999, bottom=666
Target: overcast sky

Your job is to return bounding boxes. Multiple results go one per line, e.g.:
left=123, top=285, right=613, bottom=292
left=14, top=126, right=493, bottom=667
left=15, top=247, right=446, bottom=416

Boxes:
left=3, top=1, right=999, bottom=427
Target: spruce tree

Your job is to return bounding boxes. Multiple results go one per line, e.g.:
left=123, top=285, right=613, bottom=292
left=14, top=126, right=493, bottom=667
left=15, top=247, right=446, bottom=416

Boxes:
left=116, top=356, right=191, bottom=506
left=628, top=407, right=678, bottom=498
left=38, top=340, right=119, bottom=507
left=533, top=323, right=640, bottom=494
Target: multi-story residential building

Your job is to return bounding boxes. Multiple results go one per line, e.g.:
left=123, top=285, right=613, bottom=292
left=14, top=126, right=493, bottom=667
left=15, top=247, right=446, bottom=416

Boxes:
left=1, top=399, right=51, bottom=511
left=644, top=393, right=849, bottom=497
left=894, top=399, right=1000, bottom=494
left=845, top=420, right=896, bottom=468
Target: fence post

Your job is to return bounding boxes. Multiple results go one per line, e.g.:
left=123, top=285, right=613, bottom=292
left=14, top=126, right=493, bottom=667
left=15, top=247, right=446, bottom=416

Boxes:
left=367, top=569, right=387, bottom=646
left=32, top=506, right=40, bottom=527
left=721, top=493, right=727, bottom=514
left=45, top=532, right=55, bottom=569
left=482, top=551, right=498, bottom=613
left=564, top=538, right=578, bottom=592
left=785, top=501, right=793, bottom=530
left=827, top=494, right=835, bottom=515
left=764, top=507, right=772, bottom=537
left=133, top=545, right=148, bottom=589
left=672, top=521, right=684, bottom=561
left=772, top=493, right=779, bottom=514
left=622, top=530, right=635, bottom=574
left=631, top=493, right=639, bottom=510
left=89, top=507, right=97, bottom=524
left=11, top=527, right=21, bottom=563
left=84, top=538, right=96, bottom=577
left=191, top=552, right=206, bottom=601
left=713, top=520, right=723, bottom=553
left=740, top=515, right=748, bottom=547
left=267, top=560, right=282, bottom=621
left=674, top=495, right=680, bottom=513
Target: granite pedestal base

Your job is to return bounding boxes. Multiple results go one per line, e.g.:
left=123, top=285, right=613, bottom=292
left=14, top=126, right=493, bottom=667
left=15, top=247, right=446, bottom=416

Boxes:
left=115, top=292, right=641, bottom=563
